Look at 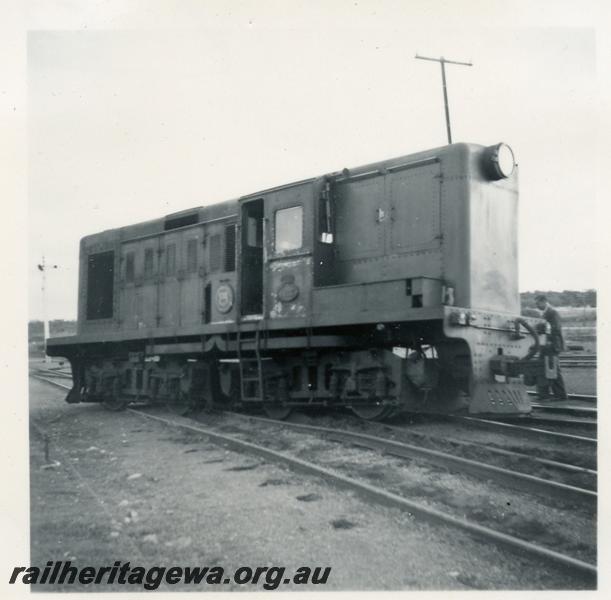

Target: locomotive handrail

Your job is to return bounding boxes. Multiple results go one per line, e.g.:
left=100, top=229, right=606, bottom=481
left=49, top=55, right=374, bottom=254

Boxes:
left=313, top=276, right=443, bottom=291
left=332, top=157, right=440, bottom=183
left=515, top=317, right=540, bottom=360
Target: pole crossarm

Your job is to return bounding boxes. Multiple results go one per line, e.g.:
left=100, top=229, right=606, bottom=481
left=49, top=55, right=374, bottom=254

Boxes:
left=415, top=53, right=472, bottom=144
left=415, top=54, right=472, bottom=67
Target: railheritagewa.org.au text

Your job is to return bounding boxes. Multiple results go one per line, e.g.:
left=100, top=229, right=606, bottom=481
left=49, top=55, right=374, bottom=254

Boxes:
left=9, top=561, right=331, bottom=590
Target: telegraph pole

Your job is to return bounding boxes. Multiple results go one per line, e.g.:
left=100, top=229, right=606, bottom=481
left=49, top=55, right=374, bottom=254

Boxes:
left=415, top=54, right=472, bottom=144
left=37, top=256, right=58, bottom=363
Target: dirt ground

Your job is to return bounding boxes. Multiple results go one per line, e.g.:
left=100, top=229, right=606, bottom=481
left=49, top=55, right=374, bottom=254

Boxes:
left=28, top=378, right=594, bottom=592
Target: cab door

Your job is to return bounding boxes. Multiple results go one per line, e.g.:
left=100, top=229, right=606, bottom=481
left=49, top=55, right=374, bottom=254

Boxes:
left=240, top=198, right=264, bottom=316
left=264, top=182, right=312, bottom=321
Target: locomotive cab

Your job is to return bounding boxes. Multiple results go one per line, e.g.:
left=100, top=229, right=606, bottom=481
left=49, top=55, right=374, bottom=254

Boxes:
left=238, top=180, right=315, bottom=324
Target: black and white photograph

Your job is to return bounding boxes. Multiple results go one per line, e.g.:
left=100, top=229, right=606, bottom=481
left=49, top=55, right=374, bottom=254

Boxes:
left=3, top=0, right=609, bottom=596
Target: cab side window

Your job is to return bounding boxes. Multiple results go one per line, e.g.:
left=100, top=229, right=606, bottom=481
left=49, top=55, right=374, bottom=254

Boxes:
left=275, top=206, right=303, bottom=252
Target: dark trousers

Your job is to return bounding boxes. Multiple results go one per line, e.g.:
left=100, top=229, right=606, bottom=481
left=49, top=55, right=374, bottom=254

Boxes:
left=536, top=358, right=568, bottom=400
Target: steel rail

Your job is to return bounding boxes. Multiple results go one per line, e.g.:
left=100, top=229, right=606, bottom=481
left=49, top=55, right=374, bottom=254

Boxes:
left=30, top=374, right=597, bottom=579
left=493, top=414, right=597, bottom=430
left=221, top=412, right=595, bottom=506
left=30, top=367, right=73, bottom=380
left=531, top=403, right=597, bottom=414
left=527, top=391, right=597, bottom=403
left=31, top=374, right=597, bottom=475
left=131, top=408, right=596, bottom=580
left=531, top=404, right=597, bottom=421
left=254, top=411, right=597, bottom=477
left=377, top=423, right=597, bottom=478
left=444, top=415, right=596, bottom=444
left=227, top=412, right=597, bottom=478
left=35, top=372, right=72, bottom=380
left=31, top=374, right=73, bottom=388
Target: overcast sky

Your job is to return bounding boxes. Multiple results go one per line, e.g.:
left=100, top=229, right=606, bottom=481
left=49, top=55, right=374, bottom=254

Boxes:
left=27, top=2, right=598, bottom=320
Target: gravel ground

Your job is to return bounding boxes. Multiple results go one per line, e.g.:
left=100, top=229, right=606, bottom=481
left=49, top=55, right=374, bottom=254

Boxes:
left=29, top=379, right=595, bottom=591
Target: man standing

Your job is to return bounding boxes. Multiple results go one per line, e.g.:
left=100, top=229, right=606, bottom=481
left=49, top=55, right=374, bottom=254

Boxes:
left=535, top=294, right=568, bottom=400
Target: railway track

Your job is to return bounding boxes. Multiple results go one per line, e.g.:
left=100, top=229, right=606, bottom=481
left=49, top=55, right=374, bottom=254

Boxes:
left=373, top=417, right=596, bottom=476
left=531, top=403, right=596, bottom=418
left=527, top=391, right=596, bottom=403
left=442, top=414, right=596, bottom=445
left=222, top=411, right=596, bottom=505
left=30, top=373, right=597, bottom=582
left=559, top=354, right=596, bottom=368
left=494, top=414, right=596, bottom=430
left=30, top=366, right=73, bottom=380
left=486, top=408, right=596, bottom=431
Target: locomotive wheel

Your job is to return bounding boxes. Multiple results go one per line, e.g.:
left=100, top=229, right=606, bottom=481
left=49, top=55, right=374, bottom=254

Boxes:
left=165, top=391, right=196, bottom=416
left=102, top=395, right=128, bottom=412
left=262, top=403, right=292, bottom=420
left=101, top=378, right=128, bottom=411
left=211, top=363, right=239, bottom=409
left=350, top=403, right=393, bottom=421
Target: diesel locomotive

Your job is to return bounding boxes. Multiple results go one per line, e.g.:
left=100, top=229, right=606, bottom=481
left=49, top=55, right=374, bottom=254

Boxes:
left=47, top=142, right=541, bottom=420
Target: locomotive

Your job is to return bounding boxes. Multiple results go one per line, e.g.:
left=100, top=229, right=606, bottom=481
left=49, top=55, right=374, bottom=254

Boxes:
left=47, top=142, right=541, bottom=420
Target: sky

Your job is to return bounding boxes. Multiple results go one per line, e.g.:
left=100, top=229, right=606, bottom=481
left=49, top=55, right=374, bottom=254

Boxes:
left=25, top=2, right=600, bottom=320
